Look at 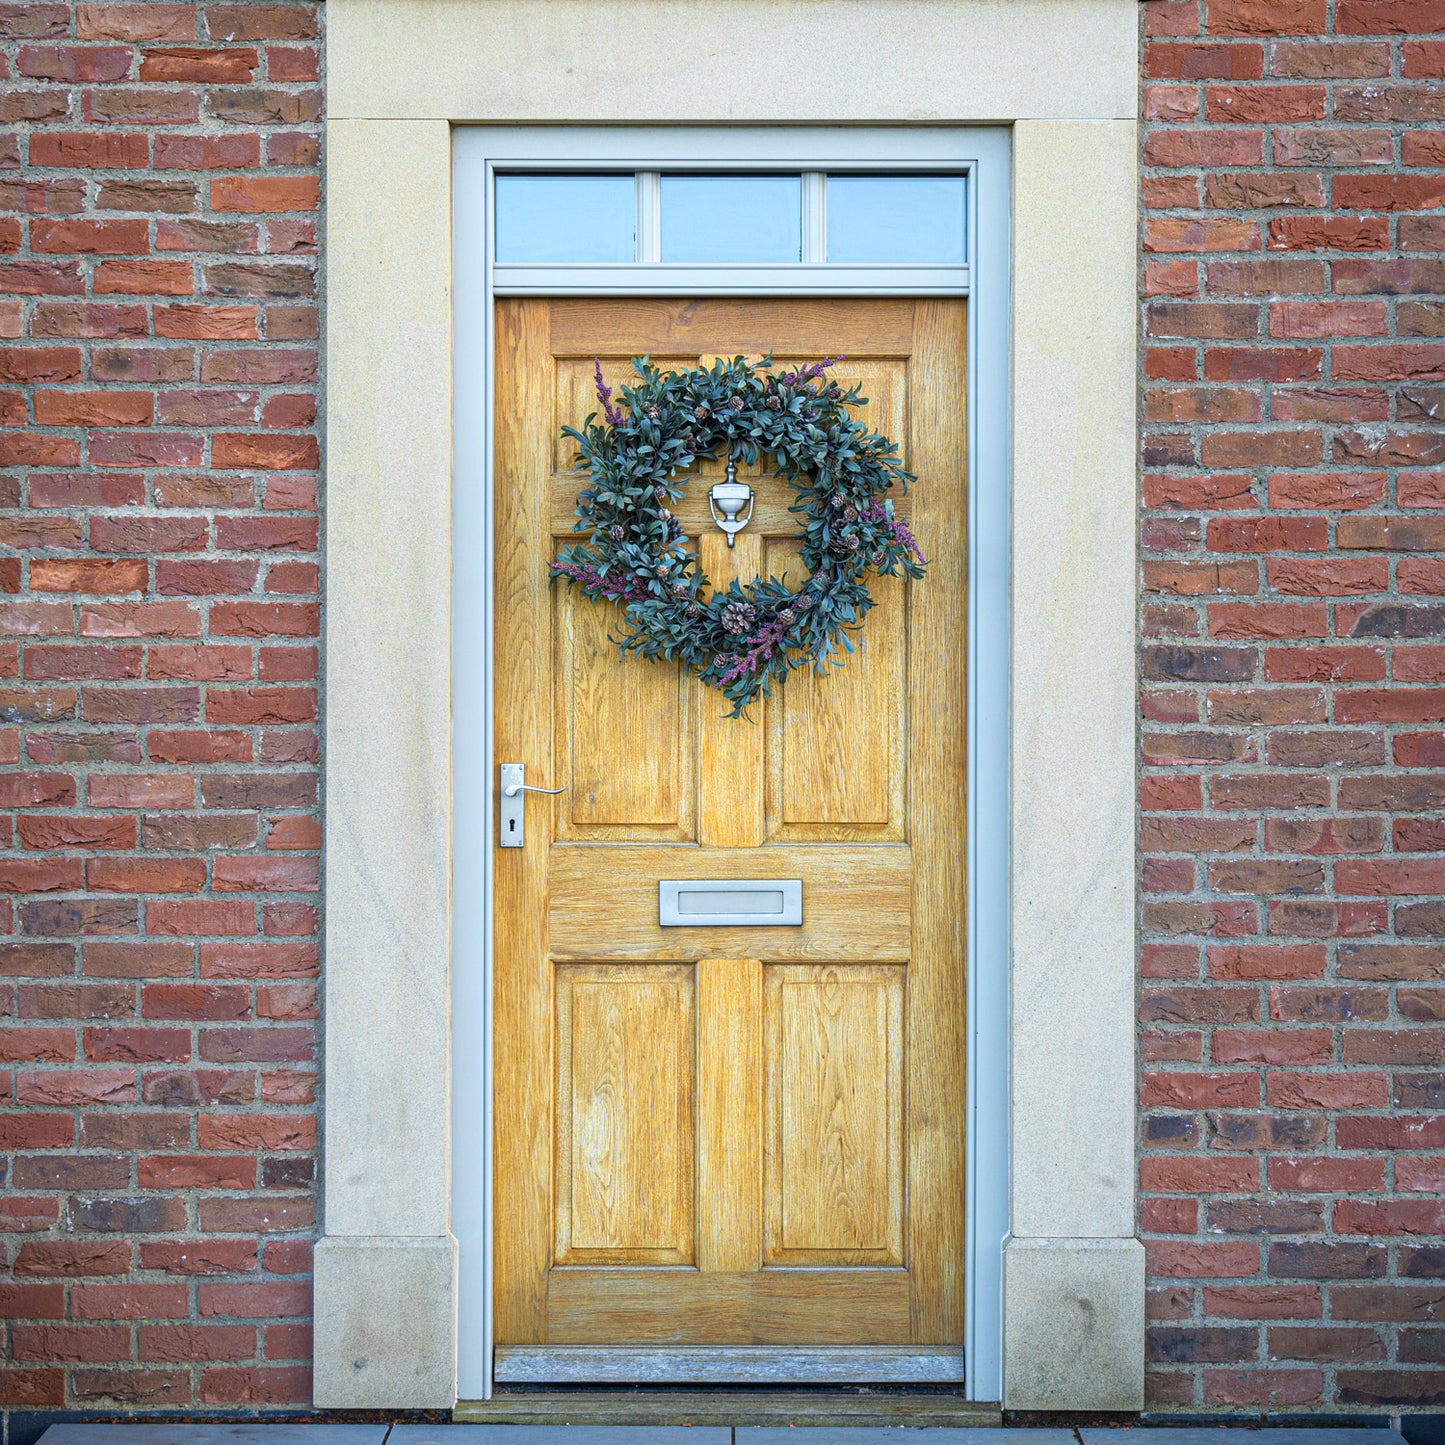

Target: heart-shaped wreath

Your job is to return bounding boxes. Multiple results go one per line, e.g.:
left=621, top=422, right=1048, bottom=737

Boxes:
left=551, top=354, right=926, bottom=716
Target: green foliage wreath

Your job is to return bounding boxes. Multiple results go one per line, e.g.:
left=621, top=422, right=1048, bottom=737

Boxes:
left=551, top=354, right=926, bottom=717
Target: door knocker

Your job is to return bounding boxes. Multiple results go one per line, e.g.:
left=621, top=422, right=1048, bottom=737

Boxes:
left=707, top=460, right=754, bottom=548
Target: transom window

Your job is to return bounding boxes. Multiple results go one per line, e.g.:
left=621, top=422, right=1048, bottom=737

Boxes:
left=494, top=171, right=967, bottom=268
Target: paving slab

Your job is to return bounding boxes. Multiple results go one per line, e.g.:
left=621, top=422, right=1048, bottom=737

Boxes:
left=40, top=1428, right=387, bottom=1445
left=391, top=1430, right=731, bottom=1443
left=740, top=1432, right=1078, bottom=1443
left=1083, top=1433, right=1404, bottom=1445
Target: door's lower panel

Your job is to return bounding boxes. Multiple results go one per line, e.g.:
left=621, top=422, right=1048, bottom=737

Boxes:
left=494, top=1343, right=965, bottom=1385
left=546, top=1268, right=910, bottom=1344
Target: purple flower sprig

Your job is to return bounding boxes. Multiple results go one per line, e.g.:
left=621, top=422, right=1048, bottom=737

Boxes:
left=593, top=358, right=625, bottom=428
left=550, top=558, right=649, bottom=603
left=719, top=613, right=794, bottom=688
left=863, top=501, right=925, bottom=565
left=775, top=355, right=846, bottom=389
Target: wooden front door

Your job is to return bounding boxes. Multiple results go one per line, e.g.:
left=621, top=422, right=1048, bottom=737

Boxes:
left=493, top=297, right=967, bottom=1380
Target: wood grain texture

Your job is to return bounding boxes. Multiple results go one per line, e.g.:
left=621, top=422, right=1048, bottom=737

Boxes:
left=555, top=585, right=695, bottom=841
left=495, top=296, right=968, bottom=1363
left=766, top=541, right=906, bottom=840
left=697, top=532, right=765, bottom=847
left=765, top=965, right=904, bottom=1267
left=554, top=964, right=695, bottom=1265
left=493, top=298, right=557, bottom=1343
left=903, top=299, right=969, bottom=1341
left=547, top=1268, right=911, bottom=1345
left=548, top=298, right=917, bottom=361
left=549, top=845, right=912, bottom=963
left=696, top=957, right=763, bottom=1274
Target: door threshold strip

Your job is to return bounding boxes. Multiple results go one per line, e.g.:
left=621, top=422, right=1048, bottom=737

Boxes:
left=494, top=1345, right=966, bottom=1385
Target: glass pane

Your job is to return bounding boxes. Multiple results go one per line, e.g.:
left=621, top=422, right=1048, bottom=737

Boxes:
left=826, top=175, right=966, bottom=264
left=660, top=175, right=801, bottom=263
left=495, top=174, right=634, bottom=263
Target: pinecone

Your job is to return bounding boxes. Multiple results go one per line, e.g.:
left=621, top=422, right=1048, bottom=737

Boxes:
left=796, top=594, right=813, bottom=610
left=766, top=395, right=782, bottom=411
left=728, top=396, right=745, bottom=412
left=654, top=484, right=668, bottom=501
left=842, top=534, right=861, bottom=553
left=844, top=505, right=859, bottom=522
left=722, top=601, right=756, bottom=635
left=655, top=564, right=669, bottom=578
left=646, top=404, right=661, bottom=420
left=685, top=601, right=702, bottom=618
left=607, top=523, right=625, bottom=541
left=670, top=582, right=689, bottom=600
left=693, top=404, right=710, bottom=421
left=778, top=606, right=796, bottom=625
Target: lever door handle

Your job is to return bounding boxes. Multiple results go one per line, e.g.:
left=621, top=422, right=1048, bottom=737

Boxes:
left=498, top=763, right=564, bottom=848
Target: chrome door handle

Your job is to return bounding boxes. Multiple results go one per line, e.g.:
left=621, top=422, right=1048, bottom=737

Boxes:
left=499, top=763, right=565, bottom=848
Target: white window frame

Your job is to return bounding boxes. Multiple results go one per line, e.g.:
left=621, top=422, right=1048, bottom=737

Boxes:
left=452, top=124, right=1013, bottom=1403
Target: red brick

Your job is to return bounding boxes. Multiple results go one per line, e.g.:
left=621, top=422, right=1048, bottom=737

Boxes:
left=1268, top=472, right=1386, bottom=509
left=1268, top=215, right=1391, bottom=251
left=153, top=305, right=258, bottom=340
left=34, top=390, right=154, bottom=426
left=70, top=1283, right=189, bottom=1320
left=1209, top=944, right=1328, bottom=979
left=93, top=259, right=195, bottom=295
left=10, top=1324, right=130, bottom=1364
left=1337, top=0, right=1445, bottom=33
left=1335, top=345, right=1445, bottom=382
left=30, top=131, right=150, bottom=169
left=32, top=218, right=149, bottom=255
left=211, top=176, right=319, bottom=214
left=76, top=5, right=197, bottom=40
left=1208, top=1285, right=1323, bottom=1320
left=139, top=1323, right=256, bottom=1362
left=199, top=1364, right=309, bottom=1406
left=199, top=1279, right=310, bottom=1318
left=1208, top=516, right=1329, bottom=551
left=1271, top=1157, right=1387, bottom=1192
left=140, top=46, right=259, bottom=82
left=1337, top=1201, right=1445, bottom=1236
left=1209, top=0, right=1327, bottom=32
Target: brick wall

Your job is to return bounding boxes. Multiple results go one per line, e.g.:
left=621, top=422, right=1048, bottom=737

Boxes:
left=1141, top=0, right=1445, bottom=1416
left=0, top=0, right=321, bottom=1419
left=4, top=0, right=1445, bottom=1427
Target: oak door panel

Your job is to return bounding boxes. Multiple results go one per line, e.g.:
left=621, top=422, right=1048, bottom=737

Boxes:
left=547, top=1268, right=912, bottom=1346
left=553, top=587, right=695, bottom=841
left=553, top=963, right=696, bottom=1265
left=765, top=964, right=905, bottom=1268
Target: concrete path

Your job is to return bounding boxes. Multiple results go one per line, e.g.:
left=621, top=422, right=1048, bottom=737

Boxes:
left=35, top=1422, right=1410, bottom=1445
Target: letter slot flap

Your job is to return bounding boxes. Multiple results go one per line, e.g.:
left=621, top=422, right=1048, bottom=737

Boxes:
left=658, top=878, right=803, bottom=927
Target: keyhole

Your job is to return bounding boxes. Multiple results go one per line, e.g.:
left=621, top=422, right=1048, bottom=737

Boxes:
left=508, top=818, right=516, bottom=833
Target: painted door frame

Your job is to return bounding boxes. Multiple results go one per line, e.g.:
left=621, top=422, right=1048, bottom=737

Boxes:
left=452, top=126, right=1011, bottom=1402
left=317, top=0, right=1141, bottom=1416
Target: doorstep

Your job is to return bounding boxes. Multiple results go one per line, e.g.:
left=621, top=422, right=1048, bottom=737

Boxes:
left=455, top=1391, right=1004, bottom=1429
left=34, top=1423, right=1411, bottom=1444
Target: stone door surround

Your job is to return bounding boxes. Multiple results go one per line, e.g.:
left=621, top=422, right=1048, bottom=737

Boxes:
left=318, top=0, right=1141, bottom=1412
